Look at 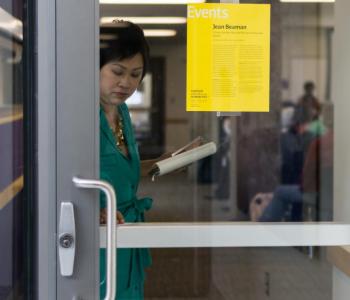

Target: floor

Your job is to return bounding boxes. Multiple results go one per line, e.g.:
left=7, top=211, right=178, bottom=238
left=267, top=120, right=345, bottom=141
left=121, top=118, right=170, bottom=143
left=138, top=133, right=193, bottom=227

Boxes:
left=139, top=173, right=332, bottom=300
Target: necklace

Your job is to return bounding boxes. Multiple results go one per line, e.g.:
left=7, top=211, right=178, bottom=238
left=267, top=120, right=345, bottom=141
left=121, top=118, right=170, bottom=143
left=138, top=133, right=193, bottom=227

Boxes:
left=110, top=115, right=125, bottom=147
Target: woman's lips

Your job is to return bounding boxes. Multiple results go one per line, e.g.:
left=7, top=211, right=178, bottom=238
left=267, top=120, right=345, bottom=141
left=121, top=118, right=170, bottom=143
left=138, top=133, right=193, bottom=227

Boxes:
left=113, top=92, right=129, bottom=98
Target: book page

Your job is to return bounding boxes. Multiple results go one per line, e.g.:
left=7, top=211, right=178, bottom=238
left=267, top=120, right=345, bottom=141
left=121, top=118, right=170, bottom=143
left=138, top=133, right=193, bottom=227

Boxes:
left=172, top=136, right=204, bottom=156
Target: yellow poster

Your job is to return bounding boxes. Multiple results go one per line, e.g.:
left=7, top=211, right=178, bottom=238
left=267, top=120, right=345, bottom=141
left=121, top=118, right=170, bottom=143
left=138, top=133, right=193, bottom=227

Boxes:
left=187, top=4, right=270, bottom=112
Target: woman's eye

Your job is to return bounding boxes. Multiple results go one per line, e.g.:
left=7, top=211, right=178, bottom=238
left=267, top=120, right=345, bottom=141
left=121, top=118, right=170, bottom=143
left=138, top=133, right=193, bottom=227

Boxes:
left=112, top=70, right=123, bottom=76
left=131, top=73, right=141, bottom=78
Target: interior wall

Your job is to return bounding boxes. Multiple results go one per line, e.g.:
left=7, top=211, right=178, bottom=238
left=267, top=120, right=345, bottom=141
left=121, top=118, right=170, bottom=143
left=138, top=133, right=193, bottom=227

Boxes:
left=332, top=0, right=350, bottom=299
left=280, top=3, right=334, bottom=104
left=0, top=37, right=13, bottom=107
left=281, top=27, right=329, bottom=103
left=150, top=44, right=190, bottom=151
left=281, top=3, right=333, bottom=28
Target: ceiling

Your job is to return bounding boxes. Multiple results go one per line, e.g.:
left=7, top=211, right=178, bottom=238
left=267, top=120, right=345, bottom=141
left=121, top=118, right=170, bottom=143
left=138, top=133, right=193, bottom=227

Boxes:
left=100, top=4, right=190, bottom=45
left=99, top=2, right=334, bottom=46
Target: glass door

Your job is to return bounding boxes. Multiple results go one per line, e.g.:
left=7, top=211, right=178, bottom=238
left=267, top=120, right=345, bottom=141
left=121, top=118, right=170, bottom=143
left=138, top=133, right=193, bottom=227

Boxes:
left=0, top=0, right=35, bottom=299
left=38, top=0, right=350, bottom=299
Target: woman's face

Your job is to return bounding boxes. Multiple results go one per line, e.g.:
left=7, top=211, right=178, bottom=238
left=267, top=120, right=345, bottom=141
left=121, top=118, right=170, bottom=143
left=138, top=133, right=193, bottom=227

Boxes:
left=100, top=53, right=143, bottom=106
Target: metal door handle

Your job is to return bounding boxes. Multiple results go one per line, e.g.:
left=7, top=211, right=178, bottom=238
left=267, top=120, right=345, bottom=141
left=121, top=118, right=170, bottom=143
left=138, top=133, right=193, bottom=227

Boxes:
left=58, top=202, right=76, bottom=276
left=73, top=176, right=116, bottom=300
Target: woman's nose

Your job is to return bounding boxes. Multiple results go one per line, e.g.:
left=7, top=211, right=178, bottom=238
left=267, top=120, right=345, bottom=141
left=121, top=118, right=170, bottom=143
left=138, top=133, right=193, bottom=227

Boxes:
left=118, top=75, right=131, bottom=88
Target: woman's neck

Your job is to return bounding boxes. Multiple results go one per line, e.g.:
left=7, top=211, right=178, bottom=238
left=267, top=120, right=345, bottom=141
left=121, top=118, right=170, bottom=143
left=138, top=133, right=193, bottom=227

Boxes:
left=101, top=102, right=118, bottom=125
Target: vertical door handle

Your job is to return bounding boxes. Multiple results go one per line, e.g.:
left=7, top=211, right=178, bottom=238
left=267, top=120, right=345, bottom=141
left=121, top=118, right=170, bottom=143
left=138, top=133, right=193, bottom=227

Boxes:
left=72, top=176, right=117, bottom=300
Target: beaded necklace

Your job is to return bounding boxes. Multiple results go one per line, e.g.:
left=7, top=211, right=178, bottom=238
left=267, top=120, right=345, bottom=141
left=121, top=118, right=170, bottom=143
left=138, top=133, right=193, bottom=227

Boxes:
left=110, top=115, right=125, bottom=147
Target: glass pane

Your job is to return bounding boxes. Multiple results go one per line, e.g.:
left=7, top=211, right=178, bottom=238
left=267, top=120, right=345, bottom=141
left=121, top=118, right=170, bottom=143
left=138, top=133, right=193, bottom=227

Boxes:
left=101, top=0, right=335, bottom=224
left=145, top=247, right=333, bottom=300
left=0, top=1, right=33, bottom=299
left=98, top=0, right=346, bottom=299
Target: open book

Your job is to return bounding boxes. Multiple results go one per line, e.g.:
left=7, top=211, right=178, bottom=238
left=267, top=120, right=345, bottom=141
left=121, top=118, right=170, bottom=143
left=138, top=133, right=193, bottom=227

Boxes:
left=149, top=138, right=217, bottom=179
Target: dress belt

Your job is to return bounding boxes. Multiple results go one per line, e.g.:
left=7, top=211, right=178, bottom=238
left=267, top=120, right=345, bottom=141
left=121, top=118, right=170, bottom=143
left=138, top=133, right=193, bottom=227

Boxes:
left=118, top=196, right=153, bottom=222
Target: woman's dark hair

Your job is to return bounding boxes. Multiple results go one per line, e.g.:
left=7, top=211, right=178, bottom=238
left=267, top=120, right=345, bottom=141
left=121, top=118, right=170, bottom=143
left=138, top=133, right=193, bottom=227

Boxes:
left=100, top=21, right=150, bottom=79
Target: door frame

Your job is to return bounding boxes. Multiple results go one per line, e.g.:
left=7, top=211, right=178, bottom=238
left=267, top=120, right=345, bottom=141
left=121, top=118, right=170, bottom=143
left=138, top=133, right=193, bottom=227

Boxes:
left=37, top=0, right=57, bottom=298
left=37, top=0, right=100, bottom=299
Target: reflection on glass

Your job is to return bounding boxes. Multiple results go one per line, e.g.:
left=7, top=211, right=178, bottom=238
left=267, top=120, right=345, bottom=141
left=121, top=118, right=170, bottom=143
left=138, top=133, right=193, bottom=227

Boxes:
left=0, top=3, right=26, bottom=299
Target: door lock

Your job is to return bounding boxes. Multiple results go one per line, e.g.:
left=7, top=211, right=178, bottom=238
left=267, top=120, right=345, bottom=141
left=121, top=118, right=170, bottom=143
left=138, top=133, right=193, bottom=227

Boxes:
left=58, top=202, right=76, bottom=276
left=59, top=233, right=74, bottom=248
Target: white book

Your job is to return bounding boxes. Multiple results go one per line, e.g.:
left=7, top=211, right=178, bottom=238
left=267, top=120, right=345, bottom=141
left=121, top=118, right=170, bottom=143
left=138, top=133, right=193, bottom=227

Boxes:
left=149, top=142, right=217, bottom=178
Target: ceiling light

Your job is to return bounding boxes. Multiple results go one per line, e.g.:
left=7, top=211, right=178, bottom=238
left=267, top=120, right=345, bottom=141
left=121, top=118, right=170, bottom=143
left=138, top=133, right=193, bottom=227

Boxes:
left=143, top=29, right=177, bottom=37
left=101, top=16, right=187, bottom=25
left=100, top=0, right=205, bottom=4
left=280, top=0, right=335, bottom=2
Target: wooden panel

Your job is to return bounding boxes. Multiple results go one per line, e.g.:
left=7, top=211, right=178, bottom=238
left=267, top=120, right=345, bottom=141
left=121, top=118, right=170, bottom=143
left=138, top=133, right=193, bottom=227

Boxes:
left=327, top=246, right=350, bottom=277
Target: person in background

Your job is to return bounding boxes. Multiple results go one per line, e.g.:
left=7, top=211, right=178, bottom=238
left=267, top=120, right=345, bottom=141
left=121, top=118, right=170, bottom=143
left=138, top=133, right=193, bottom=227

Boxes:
left=281, top=81, right=325, bottom=186
left=295, top=81, right=321, bottom=124
left=255, top=126, right=333, bottom=223
left=252, top=82, right=331, bottom=222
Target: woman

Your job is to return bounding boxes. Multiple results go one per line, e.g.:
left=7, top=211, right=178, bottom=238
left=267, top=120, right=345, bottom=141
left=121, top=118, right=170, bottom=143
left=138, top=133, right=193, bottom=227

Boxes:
left=99, top=21, right=158, bottom=299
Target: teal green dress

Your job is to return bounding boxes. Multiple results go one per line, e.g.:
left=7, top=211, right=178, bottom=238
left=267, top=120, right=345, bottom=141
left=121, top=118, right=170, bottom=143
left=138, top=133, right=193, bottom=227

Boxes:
left=100, top=103, right=152, bottom=299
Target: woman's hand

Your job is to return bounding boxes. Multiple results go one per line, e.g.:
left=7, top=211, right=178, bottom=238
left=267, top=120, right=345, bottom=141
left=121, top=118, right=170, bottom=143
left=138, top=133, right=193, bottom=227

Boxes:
left=100, top=208, right=125, bottom=224
left=116, top=211, right=125, bottom=224
left=140, top=152, right=172, bottom=177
